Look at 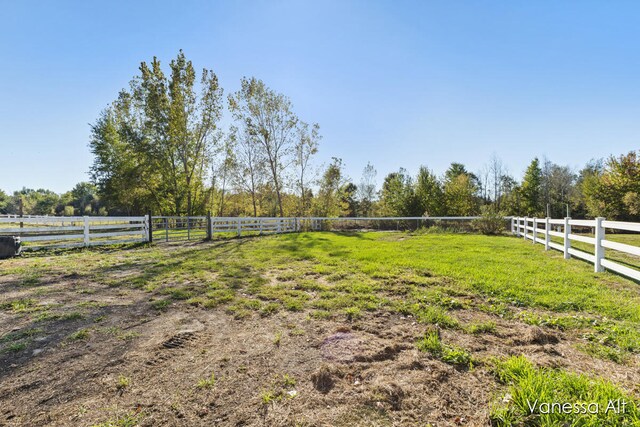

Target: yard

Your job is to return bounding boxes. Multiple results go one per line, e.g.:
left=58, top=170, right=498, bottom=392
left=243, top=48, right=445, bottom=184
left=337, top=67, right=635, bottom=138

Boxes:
left=1, top=231, right=639, bottom=426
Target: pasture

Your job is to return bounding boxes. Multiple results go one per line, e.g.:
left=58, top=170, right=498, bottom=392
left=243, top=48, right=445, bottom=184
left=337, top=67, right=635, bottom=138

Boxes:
left=1, top=231, right=639, bottom=426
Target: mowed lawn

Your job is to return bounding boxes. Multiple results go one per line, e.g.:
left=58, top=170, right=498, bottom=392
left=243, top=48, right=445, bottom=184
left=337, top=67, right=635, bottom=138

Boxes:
left=1, top=231, right=639, bottom=426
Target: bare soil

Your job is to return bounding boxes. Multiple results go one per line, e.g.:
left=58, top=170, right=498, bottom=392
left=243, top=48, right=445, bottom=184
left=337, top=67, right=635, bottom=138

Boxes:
left=1, top=263, right=639, bottom=426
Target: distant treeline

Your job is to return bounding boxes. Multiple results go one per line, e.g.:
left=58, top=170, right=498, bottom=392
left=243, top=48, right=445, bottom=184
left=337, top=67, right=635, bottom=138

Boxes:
left=2, top=51, right=638, bottom=221
left=2, top=151, right=638, bottom=221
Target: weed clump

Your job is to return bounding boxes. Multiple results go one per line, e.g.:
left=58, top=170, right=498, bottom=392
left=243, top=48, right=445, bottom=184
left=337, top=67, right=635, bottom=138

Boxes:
left=260, top=374, right=297, bottom=404
left=196, top=372, right=216, bottom=389
left=416, top=329, right=473, bottom=367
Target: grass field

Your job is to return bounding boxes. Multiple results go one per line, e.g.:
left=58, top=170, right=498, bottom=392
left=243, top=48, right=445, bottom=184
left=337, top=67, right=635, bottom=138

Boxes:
left=1, top=231, right=639, bottom=426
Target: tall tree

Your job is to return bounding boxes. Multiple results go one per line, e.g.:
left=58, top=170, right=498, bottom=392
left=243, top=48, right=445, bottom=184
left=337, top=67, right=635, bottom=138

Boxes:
left=444, top=174, right=479, bottom=216
left=228, top=77, right=299, bottom=217
left=70, top=182, right=100, bottom=215
left=574, top=160, right=603, bottom=218
left=314, top=158, right=347, bottom=217
left=582, top=151, right=640, bottom=220
left=488, top=154, right=507, bottom=210
left=90, top=51, right=223, bottom=215
left=214, top=133, right=237, bottom=216
left=520, top=158, right=543, bottom=216
left=414, top=166, right=443, bottom=216
left=443, top=163, right=479, bottom=216
left=357, top=162, right=377, bottom=216
left=0, top=189, right=9, bottom=214
left=340, top=182, right=359, bottom=217
left=231, top=125, right=267, bottom=217
left=542, top=163, right=576, bottom=217
left=294, top=122, right=320, bottom=216
left=380, top=169, right=416, bottom=216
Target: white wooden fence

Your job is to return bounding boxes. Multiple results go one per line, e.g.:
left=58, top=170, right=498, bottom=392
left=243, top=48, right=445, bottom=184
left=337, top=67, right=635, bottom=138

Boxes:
left=0, top=216, right=148, bottom=250
left=513, top=217, right=640, bottom=282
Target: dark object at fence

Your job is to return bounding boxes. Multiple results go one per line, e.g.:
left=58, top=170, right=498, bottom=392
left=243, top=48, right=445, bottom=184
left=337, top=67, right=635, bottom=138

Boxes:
left=0, top=236, right=21, bottom=259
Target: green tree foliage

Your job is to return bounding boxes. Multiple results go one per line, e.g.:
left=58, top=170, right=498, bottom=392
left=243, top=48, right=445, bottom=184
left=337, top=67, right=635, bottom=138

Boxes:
left=228, top=77, right=300, bottom=217
left=340, top=182, right=358, bottom=217
left=294, top=122, right=320, bottom=216
left=90, top=50, right=223, bottom=215
left=69, top=182, right=100, bottom=215
left=414, top=166, right=444, bottom=216
left=6, top=188, right=60, bottom=215
left=379, top=169, right=416, bottom=216
left=497, top=175, right=520, bottom=215
left=520, top=158, right=543, bottom=216
left=540, top=161, right=576, bottom=218
left=357, top=162, right=377, bottom=216
left=230, top=125, right=267, bottom=217
left=0, top=189, right=8, bottom=214
left=575, top=160, right=603, bottom=218
left=443, top=163, right=479, bottom=216
left=582, top=151, right=640, bottom=220
left=314, top=158, right=348, bottom=217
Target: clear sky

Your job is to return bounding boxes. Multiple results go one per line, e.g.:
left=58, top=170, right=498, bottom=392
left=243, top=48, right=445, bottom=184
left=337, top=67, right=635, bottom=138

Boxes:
left=1, top=0, right=639, bottom=194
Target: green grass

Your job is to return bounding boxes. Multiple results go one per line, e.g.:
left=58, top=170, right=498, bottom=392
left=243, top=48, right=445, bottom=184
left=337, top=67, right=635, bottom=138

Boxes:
left=196, top=372, right=216, bottom=389
left=0, top=328, right=42, bottom=343
left=1, top=341, right=28, bottom=353
left=116, top=375, right=130, bottom=390
left=466, top=321, right=497, bottom=335
left=3, top=231, right=640, bottom=365
left=491, top=355, right=640, bottom=426
left=260, top=374, right=297, bottom=404
left=416, top=329, right=474, bottom=367
left=549, top=232, right=640, bottom=272
left=68, top=328, right=90, bottom=341
left=91, top=411, right=143, bottom=427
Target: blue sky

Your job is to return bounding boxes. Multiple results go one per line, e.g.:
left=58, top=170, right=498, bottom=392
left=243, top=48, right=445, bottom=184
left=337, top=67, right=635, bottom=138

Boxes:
left=1, top=0, right=639, bottom=194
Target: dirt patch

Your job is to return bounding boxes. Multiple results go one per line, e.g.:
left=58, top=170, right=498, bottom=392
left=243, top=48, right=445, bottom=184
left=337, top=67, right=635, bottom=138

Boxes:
left=1, top=242, right=640, bottom=426
left=2, top=301, right=637, bottom=426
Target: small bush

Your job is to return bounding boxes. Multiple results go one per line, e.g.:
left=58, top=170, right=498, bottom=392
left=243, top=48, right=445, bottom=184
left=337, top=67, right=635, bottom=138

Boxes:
left=472, top=206, right=507, bottom=235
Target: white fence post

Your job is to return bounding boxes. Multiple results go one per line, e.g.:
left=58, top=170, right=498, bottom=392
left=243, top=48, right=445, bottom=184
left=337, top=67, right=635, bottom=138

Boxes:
left=83, top=216, right=90, bottom=247
left=511, top=217, right=515, bottom=235
left=594, top=217, right=605, bottom=272
left=563, top=217, right=571, bottom=259
left=237, top=218, right=241, bottom=237
left=523, top=217, right=528, bottom=241
left=544, top=217, right=550, bottom=251
left=532, top=218, right=537, bottom=244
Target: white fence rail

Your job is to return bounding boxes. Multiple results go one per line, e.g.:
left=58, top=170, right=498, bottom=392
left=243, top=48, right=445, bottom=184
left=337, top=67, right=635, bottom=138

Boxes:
left=512, top=216, right=640, bottom=282
left=1, top=215, right=481, bottom=250
left=0, top=216, right=148, bottom=250
left=150, top=215, right=482, bottom=242
left=150, top=216, right=305, bottom=241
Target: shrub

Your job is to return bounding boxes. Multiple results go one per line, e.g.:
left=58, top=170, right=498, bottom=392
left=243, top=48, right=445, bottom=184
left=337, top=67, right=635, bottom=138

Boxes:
left=472, top=206, right=507, bottom=235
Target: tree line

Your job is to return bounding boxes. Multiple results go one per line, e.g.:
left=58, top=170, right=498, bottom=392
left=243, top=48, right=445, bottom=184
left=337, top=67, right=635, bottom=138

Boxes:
left=3, top=147, right=638, bottom=222
left=1, top=51, right=638, bottom=221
